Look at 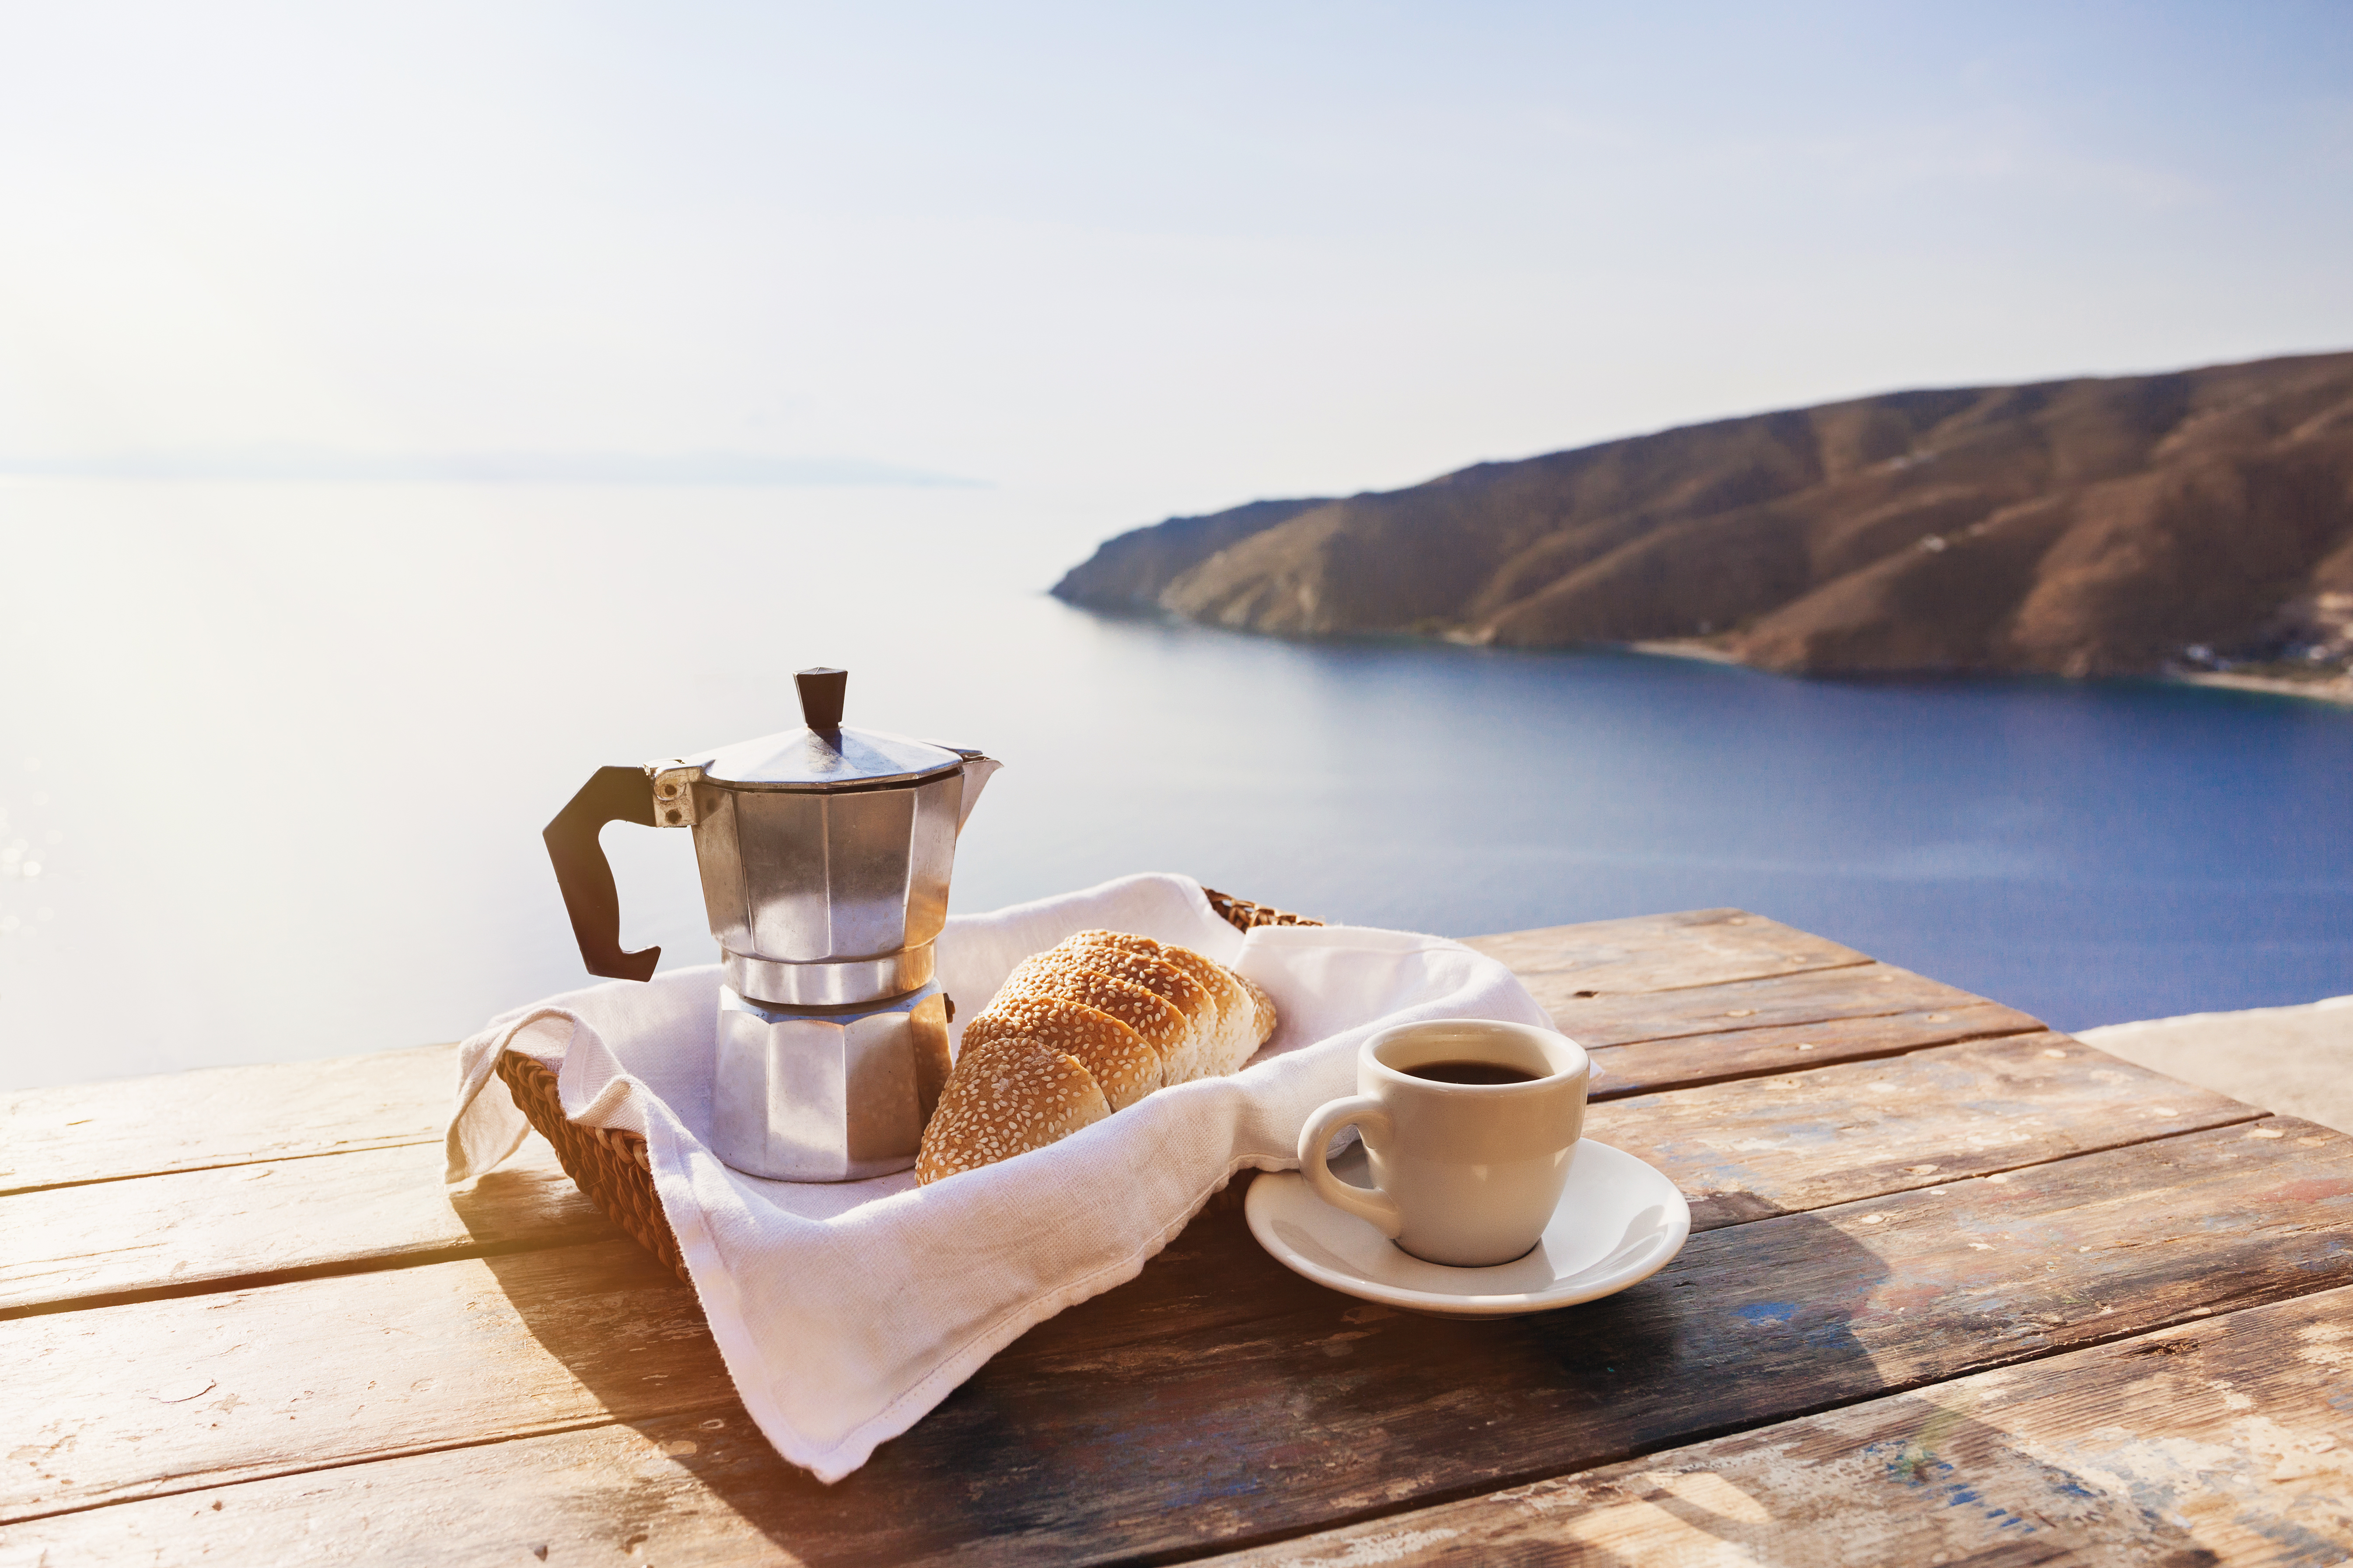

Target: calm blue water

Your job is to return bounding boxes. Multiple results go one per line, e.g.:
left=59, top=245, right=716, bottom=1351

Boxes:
left=1103, top=630, right=2353, bottom=1031
left=3, top=479, right=2348, bottom=1088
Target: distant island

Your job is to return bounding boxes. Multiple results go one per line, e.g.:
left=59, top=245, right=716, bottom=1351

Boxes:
left=1053, top=352, right=2353, bottom=699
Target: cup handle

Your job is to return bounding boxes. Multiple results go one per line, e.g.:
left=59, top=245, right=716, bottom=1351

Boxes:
left=1297, top=1095, right=1402, bottom=1238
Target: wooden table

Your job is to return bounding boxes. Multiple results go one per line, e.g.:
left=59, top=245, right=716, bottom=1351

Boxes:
left=7, top=908, right=2351, bottom=1565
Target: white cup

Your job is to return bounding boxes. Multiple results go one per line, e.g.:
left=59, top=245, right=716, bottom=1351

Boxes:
left=1297, top=1018, right=1590, bottom=1267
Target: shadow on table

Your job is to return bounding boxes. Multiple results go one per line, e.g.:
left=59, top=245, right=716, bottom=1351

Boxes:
left=453, top=1171, right=2043, bottom=1568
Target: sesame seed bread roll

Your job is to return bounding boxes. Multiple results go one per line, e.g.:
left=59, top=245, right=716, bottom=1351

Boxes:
left=958, top=993, right=1162, bottom=1110
left=913, top=930, right=1282, bottom=1184
left=998, top=955, right=1190, bottom=1066
left=1068, top=927, right=1270, bottom=1073
left=1229, top=974, right=1278, bottom=1070
left=1164, top=946, right=1272, bottom=1076
left=1136, top=941, right=1256, bottom=1060
left=916, top=1033, right=1110, bottom=1185
left=1049, top=939, right=1219, bottom=1082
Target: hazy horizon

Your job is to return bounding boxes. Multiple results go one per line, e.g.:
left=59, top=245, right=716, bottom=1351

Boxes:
left=5, top=3, right=2350, bottom=537
left=10, top=341, right=2352, bottom=495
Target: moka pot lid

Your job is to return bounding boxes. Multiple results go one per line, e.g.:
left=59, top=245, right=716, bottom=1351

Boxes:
left=662, top=668, right=978, bottom=792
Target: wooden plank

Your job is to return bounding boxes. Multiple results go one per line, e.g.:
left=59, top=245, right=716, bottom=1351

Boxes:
left=0, top=909, right=1826, bottom=1199
left=1531, top=961, right=2021, bottom=1050
left=1461, top=908, right=1871, bottom=996
left=0, top=910, right=1829, bottom=1192
left=0, top=1043, right=452, bottom=1195
left=1587, top=1033, right=2256, bottom=1231
left=3, top=1241, right=710, bottom=1520
left=21, top=1284, right=2351, bottom=1568
left=1200, top=1282, right=2353, bottom=1566
left=0, top=1134, right=613, bottom=1319
left=839, top=1119, right=2351, bottom=1565
left=0, top=1027, right=2233, bottom=1319
left=8, top=1118, right=2346, bottom=1559
left=0, top=1036, right=2234, bottom=1515
left=0, top=915, right=1879, bottom=1199
left=1589, top=995, right=2045, bottom=1100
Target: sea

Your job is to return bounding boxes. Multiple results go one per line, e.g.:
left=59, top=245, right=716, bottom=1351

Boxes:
left=5, top=478, right=2350, bottom=1091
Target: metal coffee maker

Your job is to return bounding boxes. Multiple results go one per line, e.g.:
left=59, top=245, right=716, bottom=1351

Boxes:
left=544, top=667, right=999, bottom=1181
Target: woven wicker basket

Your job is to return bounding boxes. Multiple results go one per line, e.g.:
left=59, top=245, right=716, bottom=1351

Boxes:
left=496, top=887, right=1322, bottom=1281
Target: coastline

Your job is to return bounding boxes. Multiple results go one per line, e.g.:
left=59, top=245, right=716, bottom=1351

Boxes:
left=2168, top=670, right=2353, bottom=707
left=1624, top=638, right=1745, bottom=666
left=1627, top=642, right=2353, bottom=706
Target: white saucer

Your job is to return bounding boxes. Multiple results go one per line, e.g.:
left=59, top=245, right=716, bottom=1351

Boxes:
left=1245, top=1138, right=1691, bottom=1319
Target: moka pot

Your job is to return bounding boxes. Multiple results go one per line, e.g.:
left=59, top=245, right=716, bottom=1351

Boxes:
left=543, top=667, right=1000, bottom=1181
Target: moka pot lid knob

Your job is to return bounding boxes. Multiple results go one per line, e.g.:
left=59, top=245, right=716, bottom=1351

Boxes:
left=660, top=667, right=979, bottom=791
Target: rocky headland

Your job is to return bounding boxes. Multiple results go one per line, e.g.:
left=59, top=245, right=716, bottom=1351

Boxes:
left=1053, top=352, right=2353, bottom=689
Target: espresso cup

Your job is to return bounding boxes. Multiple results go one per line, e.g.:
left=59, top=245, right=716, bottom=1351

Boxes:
left=1297, top=1019, right=1590, bottom=1267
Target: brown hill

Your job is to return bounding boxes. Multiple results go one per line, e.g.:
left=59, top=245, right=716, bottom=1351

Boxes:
left=1050, top=352, right=2353, bottom=678
left=1047, top=496, right=1331, bottom=610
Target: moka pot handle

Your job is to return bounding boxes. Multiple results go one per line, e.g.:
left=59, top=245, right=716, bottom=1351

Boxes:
left=544, top=766, right=661, bottom=982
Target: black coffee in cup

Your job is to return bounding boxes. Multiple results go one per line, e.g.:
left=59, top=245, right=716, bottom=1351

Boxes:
left=1301, top=1018, right=1592, bottom=1266
left=1402, top=1060, right=1541, bottom=1086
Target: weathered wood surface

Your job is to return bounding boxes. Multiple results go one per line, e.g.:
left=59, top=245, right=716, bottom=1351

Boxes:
left=0, top=937, right=2048, bottom=1320
left=1595, top=1031, right=2256, bottom=1230
left=1541, top=959, right=2011, bottom=1050
left=6, top=907, right=2342, bottom=1568
left=0, top=911, right=1843, bottom=1189
left=0, top=1038, right=2259, bottom=1519
left=0, top=1025, right=2223, bottom=1320
left=1461, top=908, right=1869, bottom=997
left=4, top=1241, right=710, bottom=1519
left=1468, top=911, right=2044, bottom=1094
left=9, top=1118, right=2344, bottom=1562
left=0, top=1042, right=453, bottom=1195
left=1202, top=1282, right=2353, bottom=1567
left=1588, top=994, right=2044, bottom=1099
left=21, top=1284, right=2351, bottom=1568
left=0, top=1134, right=614, bottom=1319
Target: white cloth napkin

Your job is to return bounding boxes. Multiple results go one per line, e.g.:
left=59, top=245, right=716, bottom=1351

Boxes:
left=445, top=873, right=1549, bottom=1482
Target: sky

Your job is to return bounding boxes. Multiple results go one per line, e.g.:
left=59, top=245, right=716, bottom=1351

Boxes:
left=4, top=3, right=2353, bottom=1084
left=3, top=2, right=2351, bottom=538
